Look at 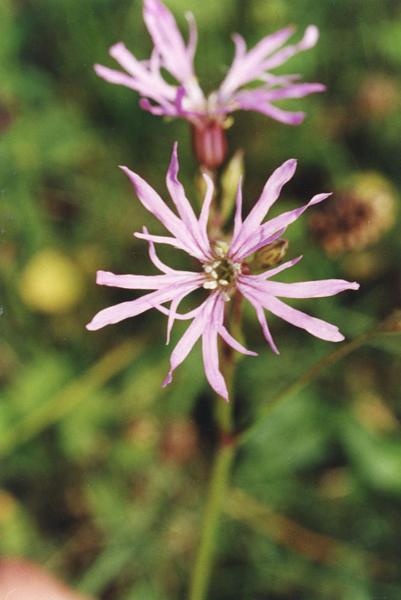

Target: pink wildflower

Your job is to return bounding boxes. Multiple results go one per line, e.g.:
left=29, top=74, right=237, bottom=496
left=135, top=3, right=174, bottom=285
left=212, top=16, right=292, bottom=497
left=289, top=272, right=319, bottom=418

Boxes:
left=95, top=0, right=324, bottom=166
left=86, top=144, right=359, bottom=400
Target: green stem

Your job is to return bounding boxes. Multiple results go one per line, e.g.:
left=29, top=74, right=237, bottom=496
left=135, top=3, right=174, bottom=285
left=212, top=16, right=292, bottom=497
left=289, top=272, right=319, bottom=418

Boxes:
left=189, top=440, right=235, bottom=600
left=189, top=294, right=242, bottom=600
left=189, top=317, right=401, bottom=599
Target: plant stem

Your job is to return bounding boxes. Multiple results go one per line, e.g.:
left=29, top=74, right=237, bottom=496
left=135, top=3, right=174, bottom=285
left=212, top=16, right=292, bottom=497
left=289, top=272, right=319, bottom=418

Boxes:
left=189, top=439, right=235, bottom=600
left=189, top=316, right=401, bottom=598
left=189, top=294, right=242, bottom=600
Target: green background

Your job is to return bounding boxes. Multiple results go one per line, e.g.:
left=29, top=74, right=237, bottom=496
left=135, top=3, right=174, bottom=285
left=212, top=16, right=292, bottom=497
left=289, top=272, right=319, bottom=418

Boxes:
left=1, top=0, right=401, bottom=598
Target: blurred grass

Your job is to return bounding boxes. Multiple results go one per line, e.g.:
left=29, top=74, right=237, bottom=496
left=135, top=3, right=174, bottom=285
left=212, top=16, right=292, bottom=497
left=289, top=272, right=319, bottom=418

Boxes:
left=1, top=0, right=401, bottom=598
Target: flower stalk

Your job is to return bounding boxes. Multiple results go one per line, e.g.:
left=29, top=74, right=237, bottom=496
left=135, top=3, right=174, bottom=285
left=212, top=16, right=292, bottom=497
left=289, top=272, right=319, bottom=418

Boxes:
left=189, top=356, right=236, bottom=600
left=189, top=434, right=235, bottom=600
left=188, top=174, right=243, bottom=600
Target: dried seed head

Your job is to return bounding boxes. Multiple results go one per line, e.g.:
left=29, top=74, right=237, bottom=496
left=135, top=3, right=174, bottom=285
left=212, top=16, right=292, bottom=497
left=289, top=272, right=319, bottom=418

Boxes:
left=309, top=173, right=396, bottom=255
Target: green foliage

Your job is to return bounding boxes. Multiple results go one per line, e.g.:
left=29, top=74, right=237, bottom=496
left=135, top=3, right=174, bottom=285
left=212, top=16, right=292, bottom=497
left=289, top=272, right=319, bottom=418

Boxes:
left=1, top=0, right=401, bottom=599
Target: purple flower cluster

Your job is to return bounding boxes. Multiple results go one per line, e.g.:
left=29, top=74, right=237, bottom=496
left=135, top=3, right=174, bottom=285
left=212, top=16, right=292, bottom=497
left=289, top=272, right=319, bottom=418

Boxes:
left=88, top=1, right=359, bottom=400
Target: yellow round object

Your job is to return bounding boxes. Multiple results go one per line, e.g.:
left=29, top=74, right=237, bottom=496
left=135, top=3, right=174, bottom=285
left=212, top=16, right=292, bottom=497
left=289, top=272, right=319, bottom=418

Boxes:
left=19, top=249, right=85, bottom=314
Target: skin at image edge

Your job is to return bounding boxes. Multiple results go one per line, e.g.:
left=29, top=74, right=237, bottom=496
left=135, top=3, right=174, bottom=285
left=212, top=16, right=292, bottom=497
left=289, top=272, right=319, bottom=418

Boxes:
left=0, top=560, right=94, bottom=600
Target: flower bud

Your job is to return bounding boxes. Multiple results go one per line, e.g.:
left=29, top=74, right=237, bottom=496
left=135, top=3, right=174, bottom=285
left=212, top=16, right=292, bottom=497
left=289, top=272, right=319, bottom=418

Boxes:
left=220, top=150, right=244, bottom=223
left=191, top=119, right=228, bottom=170
left=250, top=239, right=289, bottom=272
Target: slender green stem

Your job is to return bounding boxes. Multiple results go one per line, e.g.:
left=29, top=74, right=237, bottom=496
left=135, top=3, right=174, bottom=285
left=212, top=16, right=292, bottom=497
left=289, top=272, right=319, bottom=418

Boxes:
left=189, top=441, right=235, bottom=600
left=189, top=294, right=242, bottom=600
left=189, top=361, right=235, bottom=600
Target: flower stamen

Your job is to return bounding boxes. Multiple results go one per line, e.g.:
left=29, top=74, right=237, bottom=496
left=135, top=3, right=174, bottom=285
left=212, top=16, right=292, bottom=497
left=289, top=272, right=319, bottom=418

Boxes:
left=202, top=241, right=241, bottom=300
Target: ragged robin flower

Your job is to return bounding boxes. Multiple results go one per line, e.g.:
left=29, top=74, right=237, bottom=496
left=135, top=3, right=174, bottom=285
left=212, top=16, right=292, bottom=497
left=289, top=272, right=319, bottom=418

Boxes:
left=95, top=0, right=325, bottom=168
left=86, top=144, right=359, bottom=400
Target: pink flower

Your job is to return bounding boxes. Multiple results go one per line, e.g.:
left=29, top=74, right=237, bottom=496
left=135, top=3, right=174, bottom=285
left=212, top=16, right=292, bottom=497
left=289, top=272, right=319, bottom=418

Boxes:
left=95, top=0, right=325, bottom=129
left=86, top=145, right=359, bottom=401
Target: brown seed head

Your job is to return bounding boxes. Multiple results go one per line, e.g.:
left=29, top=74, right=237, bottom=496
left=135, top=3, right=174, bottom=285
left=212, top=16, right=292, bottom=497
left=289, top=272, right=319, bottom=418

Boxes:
left=309, top=173, right=396, bottom=255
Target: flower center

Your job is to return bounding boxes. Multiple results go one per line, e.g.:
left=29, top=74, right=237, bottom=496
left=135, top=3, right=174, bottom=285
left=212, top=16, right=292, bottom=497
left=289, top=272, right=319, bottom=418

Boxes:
left=202, top=241, right=241, bottom=300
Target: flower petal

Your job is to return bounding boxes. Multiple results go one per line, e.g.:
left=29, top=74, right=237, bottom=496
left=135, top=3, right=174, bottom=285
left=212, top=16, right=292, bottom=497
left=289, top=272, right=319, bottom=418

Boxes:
left=250, top=290, right=345, bottom=342
left=238, top=284, right=279, bottom=354
left=230, top=159, right=297, bottom=256
left=232, top=82, right=325, bottom=123
left=166, top=143, right=211, bottom=258
left=234, top=192, right=331, bottom=260
left=258, top=82, right=326, bottom=101
left=244, top=227, right=287, bottom=258
left=202, top=296, right=229, bottom=400
left=86, top=280, right=199, bottom=331
left=252, top=278, right=360, bottom=298
left=120, top=164, right=206, bottom=259
left=142, top=226, right=176, bottom=273
left=253, top=255, right=303, bottom=279
left=218, top=325, right=257, bottom=356
left=219, top=27, right=295, bottom=99
left=94, top=64, right=141, bottom=92
left=155, top=303, right=203, bottom=321
left=198, top=173, right=215, bottom=248
left=261, top=25, right=319, bottom=71
left=234, top=95, right=305, bottom=124
left=165, top=287, right=197, bottom=344
left=243, top=27, right=296, bottom=67
left=108, top=42, right=176, bottom=102
left=109, top=42, right=148, bottom=78
left=96, top=270, right=202, bottom=290
left=134, top=230, right=188, bottom=252
left=232, top=33, right=247, bottom=60
left=139, top=97, right=177, bottom=116
left=144, top=0, right=195, bottom=84
left=202, top=324, right=229, bottom=401
left=185, top=11, right=198, bottom=62
left=163, top=296, right=214, bottom=386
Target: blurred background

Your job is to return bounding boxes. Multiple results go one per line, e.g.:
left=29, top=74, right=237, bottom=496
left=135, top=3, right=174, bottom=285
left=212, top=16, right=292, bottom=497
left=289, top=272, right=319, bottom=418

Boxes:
left=1, top=0, right=401, bottom=598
